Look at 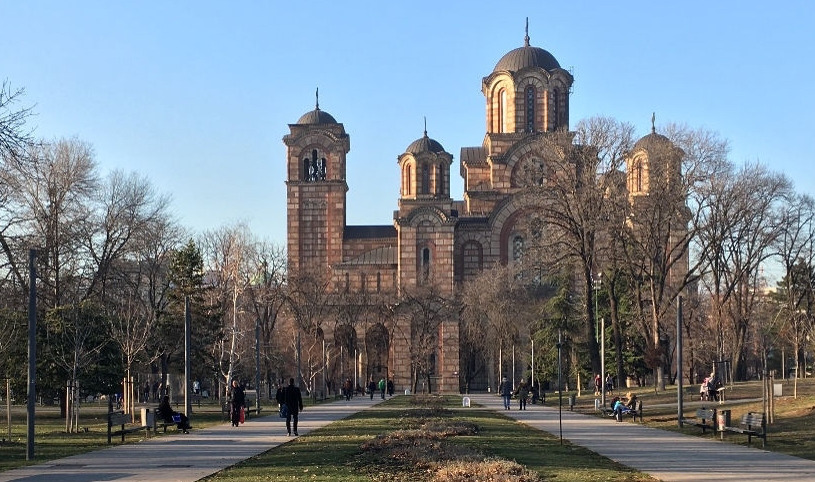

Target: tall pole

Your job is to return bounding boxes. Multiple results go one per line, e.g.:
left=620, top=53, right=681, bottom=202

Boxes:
left=255, top=318, right=260, bottom=413
left=184, top=296, right=191, bottom=417
left=27, top=249, right=37, bottom=461
left=594, top=273, right=604, bottom=407
left=557, top=328, right=563, bottom=445
left=676, top=296, right=684, bottom=427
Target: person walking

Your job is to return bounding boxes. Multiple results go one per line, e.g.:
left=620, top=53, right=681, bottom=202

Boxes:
left=230, top=379, right=246, bottom=427
left=499, top=377, right=512, bottom=410
left=368, top=377, right=376, bottom=400
left=378, top=377, right=386, bottom=400
left=282, top=377, right=304, bottom=436
left=516, top=380, right=529, bottom=410
left=386, top=378, right=394, bottom=397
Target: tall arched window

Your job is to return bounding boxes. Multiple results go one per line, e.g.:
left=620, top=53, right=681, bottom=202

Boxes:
left=632, top=159, right=644, bottom=192
left=376, top=272, right=381, bottom=292
left=499, top=89, right=508, bottom=133
left=551, top=90, right=559, bottom=131
left=421, top=164, right=429, bottom=194
left=360, top=273, right=367, bottom=293
left=420, top=247, right=431, bottom=282
left=404, top=164, right=413, bottom=196
left=512, top=235, right=524, bottom=262
left=436, top=164, right=443, bottom=195
left=525, top=86, right=535, bottom=132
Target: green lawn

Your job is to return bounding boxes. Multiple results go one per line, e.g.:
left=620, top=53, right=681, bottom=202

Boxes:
left=201, top=395, right=656, bottom=482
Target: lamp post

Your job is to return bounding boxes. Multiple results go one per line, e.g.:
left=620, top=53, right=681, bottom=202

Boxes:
left=557, top=328, right=563, bottom=445
left=593, top=273, right=604, bottom=407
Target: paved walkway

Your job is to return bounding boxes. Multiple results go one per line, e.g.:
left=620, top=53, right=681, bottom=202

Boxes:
left=0, top=395, right=382, bottom=482
left=467, top=394, right=815, bottom=482
left=4, top=394, right=815, bottom=481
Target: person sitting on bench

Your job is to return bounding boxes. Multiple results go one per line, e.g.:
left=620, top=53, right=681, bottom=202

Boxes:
left=157, top=396, right=191, bottom=433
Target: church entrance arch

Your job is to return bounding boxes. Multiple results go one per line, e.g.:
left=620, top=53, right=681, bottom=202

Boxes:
left=334, top=323, right=357, bottom=382
left=365, top=323, right=389, bottom=383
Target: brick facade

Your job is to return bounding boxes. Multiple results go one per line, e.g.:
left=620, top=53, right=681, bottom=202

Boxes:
left=283, top=32, right=686, bottom=394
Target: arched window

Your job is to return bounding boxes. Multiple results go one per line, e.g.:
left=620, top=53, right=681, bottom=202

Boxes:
left=304, top=149, right=327, bottom=181
left=512, top=235, right=524, bottom=262
left=404, top=164, right=413, bottom=196
left=436, top=164, right=443, bottom=195
left=499, top=89, right=507, bottom=133
left=421, top=164, right=429, bottom=194
left=525, top=86, right=535, bottom=132
left=360, top=273, right=367, bottom=293
left=631, top=159, right=644, bottom=193
left=552, top=90, right=559, bottom=131
left=420, top=247, right=431, bottom=282
left=376, top=272, right=381, bottom=292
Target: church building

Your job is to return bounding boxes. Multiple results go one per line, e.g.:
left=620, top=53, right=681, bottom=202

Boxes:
left=283, top=27, right=681, bottom=394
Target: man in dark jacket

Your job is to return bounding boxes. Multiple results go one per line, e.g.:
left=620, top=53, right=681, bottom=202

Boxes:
left=283, top=378, right=304, bottom=436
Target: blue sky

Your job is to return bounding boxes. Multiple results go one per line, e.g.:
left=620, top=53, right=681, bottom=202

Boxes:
left=2, top=1, right=814, bottom=246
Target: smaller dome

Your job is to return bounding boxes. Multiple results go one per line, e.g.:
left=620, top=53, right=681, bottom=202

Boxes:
left=406, top=132, right=445, bottom=155
left=297, top=107, right=337, bottom=125
left=633, top=125, right=676, bottom=152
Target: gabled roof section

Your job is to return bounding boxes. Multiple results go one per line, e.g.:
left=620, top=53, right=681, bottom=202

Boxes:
left=341, top=246, right=397, bottom=266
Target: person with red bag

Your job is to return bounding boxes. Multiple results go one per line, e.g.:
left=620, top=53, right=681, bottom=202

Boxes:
left=229, top=379, right=246, bottom=427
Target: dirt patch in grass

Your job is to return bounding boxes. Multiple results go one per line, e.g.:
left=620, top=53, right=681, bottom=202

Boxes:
left=357, top=409, right=543, bottom=482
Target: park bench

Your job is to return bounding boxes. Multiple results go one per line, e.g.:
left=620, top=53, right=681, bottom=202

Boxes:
left=721, top=412, right=766, bottom=448
left=602, top=400, right=643, bottom=422
left=681, top=407, right=717, bottom=434
left=107, top=410, right=148, bottom=444
left=616, top=400, right=643, bottom=422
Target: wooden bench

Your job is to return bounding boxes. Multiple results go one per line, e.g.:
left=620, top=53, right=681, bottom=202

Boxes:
left=721, top=412, right=766, bottom=448
left=107, top=410, right=148, bottom=444
left=603, top=400, right=643, bottom=422
left=681, top=407, right=717, bottom=434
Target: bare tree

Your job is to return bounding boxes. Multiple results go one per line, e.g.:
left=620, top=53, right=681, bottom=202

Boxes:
left=698, top=162, right=792, bottom=381
left=200, top=223, right=255, bottom=397
left=285, top=266, right=333, bottom=394
left=624, top=123, right=729, bottom=390
left=243, top=240, right=287, bottom=394
left=773, top=194, right=815, bottom=395
left=524, top=117, right=634, bottom=377
left=0, top=80, right=36, bottom=165
left=396, top=280, right=457, bottom=393
left=8, top=138, right=98, bottom=308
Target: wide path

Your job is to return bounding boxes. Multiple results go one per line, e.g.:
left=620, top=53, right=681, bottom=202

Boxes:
left=467, top=394, right=815, bottom=482
left=0, top=394, right=381, bottom=482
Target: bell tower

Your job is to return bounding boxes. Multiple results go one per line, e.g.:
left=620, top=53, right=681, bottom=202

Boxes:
left=283, top=91, right=350, bottom=274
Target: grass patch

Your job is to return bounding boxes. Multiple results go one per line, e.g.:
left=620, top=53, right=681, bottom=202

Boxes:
left=202, top=395, right=655, bottom=482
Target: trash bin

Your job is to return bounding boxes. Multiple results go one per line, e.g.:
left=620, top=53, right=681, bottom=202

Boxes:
left=773, top=383, right=782, bottom=397
left=568, top=394, right=576, bottom=410
left=717, top=409, right=731, bottom=431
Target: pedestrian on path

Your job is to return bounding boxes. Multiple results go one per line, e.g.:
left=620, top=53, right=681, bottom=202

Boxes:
left=499, top=377, right=512, bottom=410
left=230, top=379, right=246, bottom=427
left=378, top=377, right=386, bottom=400
left=515, top=379, right=529, bottom=410
left=282, top=377, right=304, bottom=436
left=368, top=377, right=376, bottom=400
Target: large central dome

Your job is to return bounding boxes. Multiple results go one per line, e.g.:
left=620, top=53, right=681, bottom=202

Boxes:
left=493, top=22, right=561, bottom=73
left=494, top=44, right=560, bottom=73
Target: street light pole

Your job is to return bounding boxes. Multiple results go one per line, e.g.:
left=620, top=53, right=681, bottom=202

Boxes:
left=594, top=273, right=604, bottom=407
